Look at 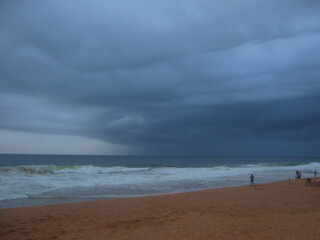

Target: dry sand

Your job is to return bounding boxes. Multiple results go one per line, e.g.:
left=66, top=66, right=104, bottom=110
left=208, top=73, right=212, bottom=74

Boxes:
left=1, top=179, right=320, bottom=240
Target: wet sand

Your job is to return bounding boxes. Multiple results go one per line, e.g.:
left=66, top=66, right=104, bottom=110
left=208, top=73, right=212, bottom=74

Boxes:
left=1, top=179, right=320, bottom=240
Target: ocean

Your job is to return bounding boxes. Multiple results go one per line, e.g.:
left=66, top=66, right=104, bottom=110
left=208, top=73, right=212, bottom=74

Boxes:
left=0, top=154, right=319, bottom=208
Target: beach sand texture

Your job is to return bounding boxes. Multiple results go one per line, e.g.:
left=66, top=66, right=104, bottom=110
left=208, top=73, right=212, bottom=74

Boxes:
left=1, top=179, right=320, bottom=240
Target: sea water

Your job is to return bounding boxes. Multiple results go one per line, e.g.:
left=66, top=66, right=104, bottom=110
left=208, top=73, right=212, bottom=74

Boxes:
left=0, top=154, right=319, bottom=208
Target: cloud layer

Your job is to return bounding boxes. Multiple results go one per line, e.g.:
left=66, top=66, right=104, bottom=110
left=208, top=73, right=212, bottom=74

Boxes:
left=1, top=0, right=320, bottom=156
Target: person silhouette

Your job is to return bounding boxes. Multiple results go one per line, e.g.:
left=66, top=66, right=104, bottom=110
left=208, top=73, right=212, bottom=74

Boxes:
left=250, top=173, right=254, bottom=186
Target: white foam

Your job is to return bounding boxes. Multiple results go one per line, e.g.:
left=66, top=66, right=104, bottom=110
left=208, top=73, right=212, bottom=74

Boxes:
left=58, top=165, right=150, bottom=174
left=1, top=162, right=319, bottom=201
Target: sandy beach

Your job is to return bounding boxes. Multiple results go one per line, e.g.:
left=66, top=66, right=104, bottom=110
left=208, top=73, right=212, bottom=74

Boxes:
left=1, top=179, right=320, bottom=240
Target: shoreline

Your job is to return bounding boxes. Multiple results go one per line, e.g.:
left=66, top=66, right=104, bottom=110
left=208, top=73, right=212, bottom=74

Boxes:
left=0, top=178, right=294, bottom=210
left=1, top=179, right=320, bottom=240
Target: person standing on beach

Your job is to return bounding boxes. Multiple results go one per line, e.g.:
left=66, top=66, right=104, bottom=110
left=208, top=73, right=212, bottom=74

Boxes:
left=250, top=173, right=254, bottom=186
left=314, top=170, right=317, bottom=177
left=296, top=171, right=301, bottom=179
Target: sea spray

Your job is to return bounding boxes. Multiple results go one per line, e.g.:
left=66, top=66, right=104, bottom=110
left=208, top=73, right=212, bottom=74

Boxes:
left=1, top=154, right=319, bottom=208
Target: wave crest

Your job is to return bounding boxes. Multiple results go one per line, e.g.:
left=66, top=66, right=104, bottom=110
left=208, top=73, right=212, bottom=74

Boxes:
left=0, top=165, right=152, bottom=175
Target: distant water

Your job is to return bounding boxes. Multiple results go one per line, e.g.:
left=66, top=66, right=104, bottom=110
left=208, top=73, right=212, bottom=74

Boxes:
left=0, top=154, right=319, bottom=208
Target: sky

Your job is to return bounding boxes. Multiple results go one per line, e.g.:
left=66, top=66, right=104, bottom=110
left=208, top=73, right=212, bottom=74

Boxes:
left=0, top=0, right=320, bottom=157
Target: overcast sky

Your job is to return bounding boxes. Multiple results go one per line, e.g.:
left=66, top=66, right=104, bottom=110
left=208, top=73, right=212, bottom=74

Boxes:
left=0, top=0, right=320, bottom=156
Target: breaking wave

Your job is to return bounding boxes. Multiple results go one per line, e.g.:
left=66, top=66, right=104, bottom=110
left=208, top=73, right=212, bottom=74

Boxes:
left=1, top=162, right=319, bottom=204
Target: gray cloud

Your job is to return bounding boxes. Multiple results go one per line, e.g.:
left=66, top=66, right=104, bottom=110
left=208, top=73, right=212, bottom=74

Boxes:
left=0, top=0, right=320, bottom=156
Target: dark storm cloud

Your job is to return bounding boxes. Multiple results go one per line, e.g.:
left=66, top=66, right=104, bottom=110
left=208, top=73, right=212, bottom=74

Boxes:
left=0, top=0, right=320, bottom=156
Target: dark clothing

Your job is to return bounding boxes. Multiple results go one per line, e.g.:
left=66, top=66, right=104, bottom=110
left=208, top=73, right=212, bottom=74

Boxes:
left=250, top=174, right=254, bottom=185
left=296, top=171, right=301, bottom=179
